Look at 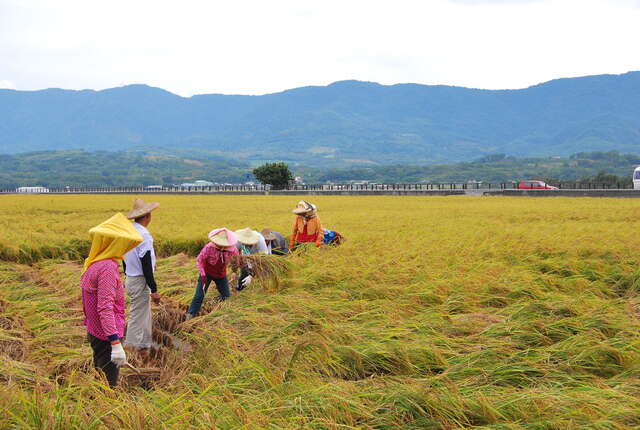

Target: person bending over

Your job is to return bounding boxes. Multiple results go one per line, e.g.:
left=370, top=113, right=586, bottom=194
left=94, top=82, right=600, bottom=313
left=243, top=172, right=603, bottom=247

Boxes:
left=185, top=228, right=239, bottom=319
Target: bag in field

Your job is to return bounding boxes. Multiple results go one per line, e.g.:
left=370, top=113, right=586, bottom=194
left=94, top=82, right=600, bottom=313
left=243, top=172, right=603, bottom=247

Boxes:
left=322, top=228, right=345, bottom=246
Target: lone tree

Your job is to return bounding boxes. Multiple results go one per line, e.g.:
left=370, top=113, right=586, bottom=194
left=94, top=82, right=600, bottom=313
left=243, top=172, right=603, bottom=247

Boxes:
left=252, top=162, right=294, bottom=190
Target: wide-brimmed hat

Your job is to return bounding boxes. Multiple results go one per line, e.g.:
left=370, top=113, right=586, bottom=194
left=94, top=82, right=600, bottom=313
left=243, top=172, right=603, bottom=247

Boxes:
left=126, top=198, right=160, bottom=219
left=292, top=200, right=316, bottom=215
left=260, top=229, right=277, bottom=241
left=208, top=228, right=237, bottom=248
left=235, top=227, right=261, bottom=245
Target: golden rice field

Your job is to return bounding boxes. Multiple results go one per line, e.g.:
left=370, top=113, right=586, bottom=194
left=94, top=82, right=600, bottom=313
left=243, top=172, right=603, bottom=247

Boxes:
left=1, top=194, right=640, bottom=429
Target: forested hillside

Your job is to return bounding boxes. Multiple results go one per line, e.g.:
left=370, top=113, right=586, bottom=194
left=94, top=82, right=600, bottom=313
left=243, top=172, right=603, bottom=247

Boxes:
left=1, top=150, right=637, bottom=188
left=1, top=72, right=640, bottom=166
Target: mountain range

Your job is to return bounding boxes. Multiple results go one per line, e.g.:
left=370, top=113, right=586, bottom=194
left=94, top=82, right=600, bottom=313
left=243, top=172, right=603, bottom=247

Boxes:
left=1, top=72, right=639, bottom=166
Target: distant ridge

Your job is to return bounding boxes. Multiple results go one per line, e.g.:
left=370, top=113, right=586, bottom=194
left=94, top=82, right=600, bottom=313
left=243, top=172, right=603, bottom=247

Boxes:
left=1, top=72, right=639, bottom=166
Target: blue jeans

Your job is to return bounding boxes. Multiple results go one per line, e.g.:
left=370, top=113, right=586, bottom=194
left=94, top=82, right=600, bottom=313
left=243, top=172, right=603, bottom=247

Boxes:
left=187, top=274, right=230, bottom=316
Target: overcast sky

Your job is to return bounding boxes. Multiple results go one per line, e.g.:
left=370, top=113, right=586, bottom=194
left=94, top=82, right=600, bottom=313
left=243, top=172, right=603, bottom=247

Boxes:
left=1, top=0, right=639, bottom=96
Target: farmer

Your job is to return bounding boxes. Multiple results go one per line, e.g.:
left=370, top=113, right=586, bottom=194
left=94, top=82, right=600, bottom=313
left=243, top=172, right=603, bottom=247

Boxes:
left=235, top=228, right=269, bottom=290
left=261, top=228, right=288, bottom=256
left=289, top=200, right=323, bottom=250
left=122, top=198, right=161, bottom=352
left=80, top=213, right=143, bottom=388
left=185, top=228, right=239, bottom=319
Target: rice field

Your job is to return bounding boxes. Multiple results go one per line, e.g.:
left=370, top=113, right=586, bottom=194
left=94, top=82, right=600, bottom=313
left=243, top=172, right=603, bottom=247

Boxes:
left=1, top=194, right=639, bottom=429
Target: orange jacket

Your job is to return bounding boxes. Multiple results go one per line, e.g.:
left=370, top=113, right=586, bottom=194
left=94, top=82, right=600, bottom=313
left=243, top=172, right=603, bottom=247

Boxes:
left=290, top=215, right=323, bottom=248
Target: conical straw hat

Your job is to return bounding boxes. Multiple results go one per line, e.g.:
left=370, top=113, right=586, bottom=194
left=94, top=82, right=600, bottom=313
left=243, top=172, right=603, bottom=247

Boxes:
left=235, top=228, right=261, bottom=245
left=260, top=229, right=277, bottom=241
left=292, top=200, right=316, bottom=215
left=126, top=198, right=160, bottom=219
left=208, top=228, right=237, bottom=247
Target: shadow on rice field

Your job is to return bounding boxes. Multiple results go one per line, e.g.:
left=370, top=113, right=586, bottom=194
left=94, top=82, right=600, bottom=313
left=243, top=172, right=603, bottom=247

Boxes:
left=1, top=195, right=640, bottom=428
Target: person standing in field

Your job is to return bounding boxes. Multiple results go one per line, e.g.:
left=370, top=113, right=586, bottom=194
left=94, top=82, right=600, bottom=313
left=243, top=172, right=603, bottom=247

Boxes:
left=234, top=228, right=269, bottom=291
left=289, top=200, right=323, bottom=250
left=122, top=198, right=161, bottom=352
left=261, top=228, right=289, bottom=256
left=80, top=213, right=143, bottom=388
left=185, top=228, right=239, bottom=319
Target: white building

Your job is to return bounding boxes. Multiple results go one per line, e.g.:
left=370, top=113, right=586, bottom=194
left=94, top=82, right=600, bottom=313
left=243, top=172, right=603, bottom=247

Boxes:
left=16, top=186, right=50, bottom=193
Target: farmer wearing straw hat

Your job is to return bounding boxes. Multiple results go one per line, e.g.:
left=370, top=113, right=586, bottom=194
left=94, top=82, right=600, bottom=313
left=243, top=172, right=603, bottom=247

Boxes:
left=185, top=228, right=240, bottom=319
left=80, top=213, right=143, bottom=388
left=122, top=198, right=160, bottom=351
left=261, top=228, right=288, bottom=256
left=290, top=200, right=323, bottom=250
left=234, top=227, right=269, bottom=291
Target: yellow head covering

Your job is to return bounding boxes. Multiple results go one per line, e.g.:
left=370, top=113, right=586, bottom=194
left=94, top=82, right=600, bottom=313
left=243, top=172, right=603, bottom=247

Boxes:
left=82, top=213, right=144, bottom=273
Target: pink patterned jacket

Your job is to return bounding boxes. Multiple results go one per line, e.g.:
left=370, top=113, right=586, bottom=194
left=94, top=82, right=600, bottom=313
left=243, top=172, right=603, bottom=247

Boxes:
left=80, top=259, right=125, bottom=341
left=196, top=243, right=239, bottom=279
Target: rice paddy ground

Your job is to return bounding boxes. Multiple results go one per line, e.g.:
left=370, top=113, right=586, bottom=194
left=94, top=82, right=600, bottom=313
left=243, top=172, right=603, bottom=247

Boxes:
left=0, top=195, right=639, bottom=429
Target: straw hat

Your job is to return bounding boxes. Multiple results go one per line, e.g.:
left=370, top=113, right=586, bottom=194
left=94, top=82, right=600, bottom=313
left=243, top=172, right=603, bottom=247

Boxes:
left=208, top=228, right=237, bottom=248
left=126, top=198, right=160, bottom=219
left=292, top=200, right=316, bottom=215
left=235, top=227, right=261, bottom=245
left=260, top=229, right=276, bottom=241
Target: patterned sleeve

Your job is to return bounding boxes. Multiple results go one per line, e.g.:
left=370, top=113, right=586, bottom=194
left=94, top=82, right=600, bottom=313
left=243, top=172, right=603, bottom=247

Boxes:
left=96, top=263, right=119, bottom=339
left=196, top=245, right=208, bottom=278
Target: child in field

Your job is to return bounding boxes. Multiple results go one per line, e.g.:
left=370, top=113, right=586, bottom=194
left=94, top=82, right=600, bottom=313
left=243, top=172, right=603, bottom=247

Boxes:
left=80, top=213, right=143, bottom=388
left=290, top=200, right=324, bottom=250
left=185, top=228, right=239, bottom=319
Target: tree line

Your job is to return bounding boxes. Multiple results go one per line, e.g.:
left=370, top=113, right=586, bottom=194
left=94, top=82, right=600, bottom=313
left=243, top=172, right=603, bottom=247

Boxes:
left=0, top=149, right=638, bottom=188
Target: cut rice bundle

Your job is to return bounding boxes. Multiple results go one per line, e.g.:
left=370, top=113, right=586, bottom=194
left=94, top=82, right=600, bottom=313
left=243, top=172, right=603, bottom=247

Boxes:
left=230, top=255, right=291, bottom=291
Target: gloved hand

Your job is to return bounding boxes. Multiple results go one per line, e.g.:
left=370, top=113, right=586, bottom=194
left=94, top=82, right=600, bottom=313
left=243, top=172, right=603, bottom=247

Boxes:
left=110, top=342, right=127, bottom=367
left=242, top=275, right=253, bottom=287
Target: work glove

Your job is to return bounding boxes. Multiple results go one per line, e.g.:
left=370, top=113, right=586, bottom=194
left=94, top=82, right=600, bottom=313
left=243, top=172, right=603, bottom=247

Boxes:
left=110, top=342, right=127, bottom=367
left=242, top=275, right=253, bottom=287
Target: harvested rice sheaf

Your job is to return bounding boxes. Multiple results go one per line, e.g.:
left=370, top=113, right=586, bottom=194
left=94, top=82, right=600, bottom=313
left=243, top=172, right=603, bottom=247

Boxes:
left=230, top=254, right=292, bottom=291
left=153, top=299, right=187, bottom=333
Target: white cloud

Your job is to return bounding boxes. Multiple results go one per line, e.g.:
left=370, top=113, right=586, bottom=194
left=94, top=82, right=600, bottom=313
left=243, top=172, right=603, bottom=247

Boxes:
left=0, top=79, right=17, bottom=89
left=0, top=0, right=638, bottom=96
left=448, top=0, right=542, bottom=5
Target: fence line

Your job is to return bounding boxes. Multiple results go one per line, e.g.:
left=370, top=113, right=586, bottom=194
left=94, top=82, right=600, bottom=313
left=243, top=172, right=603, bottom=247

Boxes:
left=0, top=182, right=636, bottom=194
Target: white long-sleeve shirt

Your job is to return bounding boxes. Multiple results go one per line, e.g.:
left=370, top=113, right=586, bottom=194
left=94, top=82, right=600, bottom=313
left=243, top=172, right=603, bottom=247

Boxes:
left=123, top=222, right=156, bottom=276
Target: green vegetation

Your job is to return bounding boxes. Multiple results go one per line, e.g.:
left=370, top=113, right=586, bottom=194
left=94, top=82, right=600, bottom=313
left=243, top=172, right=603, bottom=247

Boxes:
left=0, top=150, right=251, bottom=188
left=300, top=150, right=640, bottom=184
left=1, top=149, right=639, bottom=188
left=252, top=162, right=294, bottom=190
